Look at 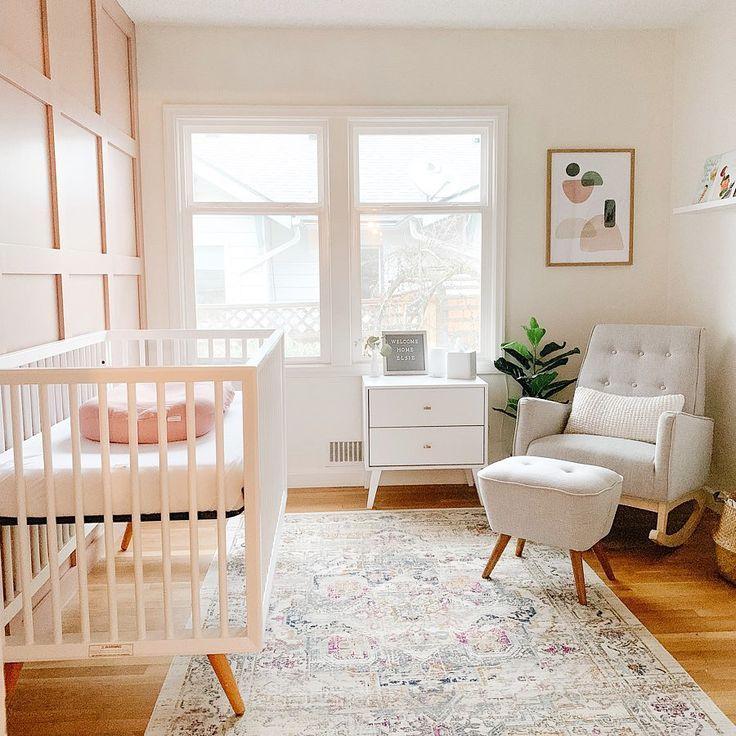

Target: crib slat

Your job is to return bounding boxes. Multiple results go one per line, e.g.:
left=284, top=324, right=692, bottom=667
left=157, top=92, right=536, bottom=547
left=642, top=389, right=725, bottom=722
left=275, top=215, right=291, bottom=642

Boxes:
left=60, top=353, right=70, bottom=419
left=1, top=527, right=14, bottom=606
left=39, top=524, right=49, bottom=569
left=156, top=382, right=174, bottom=639
left=155, top=339, right=164, bottom=367
left=10, top=386, right=34, bottom=644
left=242, top=372, right=263, bottom=639
left=127, top=383, right=146, bottom=640
left=30, top=379, right=41, bottom=437
left=214, top=381, right=228, bottom=637
left=20, top=384, right=32, bottom=440
left=185, top=382, right=201, bottom=638
left=0, top=385, right=9, bottom=452
left=30, top=526, right=40, bottom=576
left=138, top=340, right=146, bottom=367
left=39, top=385, right=63, bottom=643
left=97, top=383, right=119, bottom=640
left=68, top=385, right=91, bottom=641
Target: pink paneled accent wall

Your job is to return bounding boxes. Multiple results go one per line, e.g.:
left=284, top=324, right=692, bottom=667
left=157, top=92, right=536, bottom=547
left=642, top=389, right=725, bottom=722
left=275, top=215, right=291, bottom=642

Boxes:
left=0, top=0, right=145, bottom=354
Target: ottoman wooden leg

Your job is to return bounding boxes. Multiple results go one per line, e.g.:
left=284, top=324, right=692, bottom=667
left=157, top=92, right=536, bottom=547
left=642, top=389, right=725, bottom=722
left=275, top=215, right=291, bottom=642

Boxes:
left=591, top=542, right=616, bottom=581
left=482, top=534, right=511, bottom=579
left=570, top=550, right=587, bottom=605
left=515, top=538, right=526, bottom=557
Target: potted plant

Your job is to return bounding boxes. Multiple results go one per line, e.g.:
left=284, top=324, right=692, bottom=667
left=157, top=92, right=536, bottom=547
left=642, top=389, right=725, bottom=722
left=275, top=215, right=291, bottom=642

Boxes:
left=364, top=335, right=392, bottom=377
left=494, top=317, right=580, bottom=418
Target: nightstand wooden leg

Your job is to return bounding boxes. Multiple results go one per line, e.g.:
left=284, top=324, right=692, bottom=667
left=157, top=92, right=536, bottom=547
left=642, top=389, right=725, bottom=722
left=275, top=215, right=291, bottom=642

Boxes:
left=367, top=470, right=381, bottom=509
left=515, top=538, right=526, bottom=557
left=464, top=469, right=474, bottom=486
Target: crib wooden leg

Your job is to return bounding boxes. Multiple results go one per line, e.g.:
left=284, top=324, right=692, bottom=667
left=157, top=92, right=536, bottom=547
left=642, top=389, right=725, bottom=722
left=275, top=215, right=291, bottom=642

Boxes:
left=120, top=522, right=133, bottom=552
left=207, top=654, right=245, bottom=716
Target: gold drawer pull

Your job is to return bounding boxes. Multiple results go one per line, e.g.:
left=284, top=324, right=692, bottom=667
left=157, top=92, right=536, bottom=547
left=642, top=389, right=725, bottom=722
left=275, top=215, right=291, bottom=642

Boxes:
left=423, top=405, right=432, bottom=410
left=423, top=443, right=432, bottom=449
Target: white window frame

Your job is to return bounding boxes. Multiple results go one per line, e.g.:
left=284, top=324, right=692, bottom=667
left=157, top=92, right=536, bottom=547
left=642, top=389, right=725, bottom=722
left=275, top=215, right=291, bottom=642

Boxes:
left=164, top=106, right=507, bottom=373
left=166, top=113, right=332, bottom=364
left=350, top=118, right=500, bottom=369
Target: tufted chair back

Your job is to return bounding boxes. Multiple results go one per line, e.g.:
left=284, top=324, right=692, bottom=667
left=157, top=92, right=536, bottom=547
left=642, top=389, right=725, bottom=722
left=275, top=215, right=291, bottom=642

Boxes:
left=577, top=324, right=706, bottom=416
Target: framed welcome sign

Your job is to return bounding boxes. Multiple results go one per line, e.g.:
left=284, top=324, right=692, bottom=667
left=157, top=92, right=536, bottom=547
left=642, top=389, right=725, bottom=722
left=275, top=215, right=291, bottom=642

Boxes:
left=547, top=148, right=635, bottom=267
left=381, top=331, right=427, bottom=375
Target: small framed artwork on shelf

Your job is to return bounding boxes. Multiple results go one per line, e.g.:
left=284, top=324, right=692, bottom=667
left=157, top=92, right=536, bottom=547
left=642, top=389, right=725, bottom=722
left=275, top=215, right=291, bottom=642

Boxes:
left=381, top=331, right=427, bottom=375
left=692, top=149, right=736, bottom=204
left=547, top=148, right=635, bottom=267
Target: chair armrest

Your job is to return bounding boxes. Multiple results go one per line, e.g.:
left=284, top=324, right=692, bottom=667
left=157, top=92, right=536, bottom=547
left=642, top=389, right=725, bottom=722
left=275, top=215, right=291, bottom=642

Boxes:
left=654, top=411, right=714, bottom=500
left=512, top=397, right=572, bottom=456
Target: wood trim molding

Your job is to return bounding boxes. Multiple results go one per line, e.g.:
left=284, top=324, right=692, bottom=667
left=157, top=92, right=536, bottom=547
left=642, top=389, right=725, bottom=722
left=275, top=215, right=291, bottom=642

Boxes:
left=0, top=245, right=143, bottom=276
left=0, top=48, right=137, bottom=157
left=0, top=0, right=143, bottom=346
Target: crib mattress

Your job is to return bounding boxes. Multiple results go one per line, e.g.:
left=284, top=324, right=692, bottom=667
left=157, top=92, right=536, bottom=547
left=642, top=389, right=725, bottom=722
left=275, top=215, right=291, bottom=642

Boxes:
left=0, top=396, right=246, bottom=525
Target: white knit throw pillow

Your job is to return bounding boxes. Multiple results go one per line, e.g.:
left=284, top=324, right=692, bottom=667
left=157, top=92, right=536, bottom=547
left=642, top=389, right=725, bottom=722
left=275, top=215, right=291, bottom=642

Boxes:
left=564, top=386, right=685, bottom=444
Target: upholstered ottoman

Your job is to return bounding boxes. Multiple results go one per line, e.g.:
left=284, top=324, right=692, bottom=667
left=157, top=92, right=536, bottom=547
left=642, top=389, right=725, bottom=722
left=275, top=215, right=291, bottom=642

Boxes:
left=477, top=456, right=623, bottom=604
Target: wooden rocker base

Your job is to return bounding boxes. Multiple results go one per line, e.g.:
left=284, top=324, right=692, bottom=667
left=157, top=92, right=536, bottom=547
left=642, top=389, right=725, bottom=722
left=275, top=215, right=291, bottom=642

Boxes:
left=208, top=654, right=245, bottom=716
left=621, top=489, right=709, bottom=548
left=482, top=535, right=616, bottom=606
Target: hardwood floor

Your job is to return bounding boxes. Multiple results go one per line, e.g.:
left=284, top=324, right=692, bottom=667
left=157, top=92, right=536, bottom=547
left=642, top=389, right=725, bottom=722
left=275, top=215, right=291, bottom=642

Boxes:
left=6, top=485, right=736, bottom=734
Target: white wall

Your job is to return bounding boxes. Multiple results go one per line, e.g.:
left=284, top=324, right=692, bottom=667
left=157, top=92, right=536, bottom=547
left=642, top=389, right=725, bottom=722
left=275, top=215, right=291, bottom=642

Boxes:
left=136, top=26, right=676, bottom=486
left=668, top=0, right=736, bottom=486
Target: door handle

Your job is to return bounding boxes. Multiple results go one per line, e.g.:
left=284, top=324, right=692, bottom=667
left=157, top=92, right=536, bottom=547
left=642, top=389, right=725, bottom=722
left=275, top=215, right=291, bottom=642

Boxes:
left=423, top=443, right=432, bottom=449
left=423, top=405, right=432, bottom=410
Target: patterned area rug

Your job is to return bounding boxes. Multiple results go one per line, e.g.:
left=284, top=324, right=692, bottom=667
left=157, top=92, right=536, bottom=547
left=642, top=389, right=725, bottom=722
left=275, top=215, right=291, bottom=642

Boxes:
left=146, top=510, right=734, bottom=735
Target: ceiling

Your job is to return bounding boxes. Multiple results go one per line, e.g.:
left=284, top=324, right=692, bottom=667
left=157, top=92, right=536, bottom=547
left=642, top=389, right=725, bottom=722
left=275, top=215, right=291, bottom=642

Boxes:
left=119, top=0, right=712, bottom=29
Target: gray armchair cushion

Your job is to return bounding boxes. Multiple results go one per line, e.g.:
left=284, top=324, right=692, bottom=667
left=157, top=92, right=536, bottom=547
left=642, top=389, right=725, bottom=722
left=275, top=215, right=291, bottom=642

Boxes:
left=527, top=433, right=657, bottom=499
left=578, top=324, right=706, bottom=415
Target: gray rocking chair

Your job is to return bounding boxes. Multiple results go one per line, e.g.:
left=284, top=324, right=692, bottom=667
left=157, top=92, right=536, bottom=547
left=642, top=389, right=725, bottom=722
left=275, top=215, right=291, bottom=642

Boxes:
left=512, top=324, right=713, bottom=547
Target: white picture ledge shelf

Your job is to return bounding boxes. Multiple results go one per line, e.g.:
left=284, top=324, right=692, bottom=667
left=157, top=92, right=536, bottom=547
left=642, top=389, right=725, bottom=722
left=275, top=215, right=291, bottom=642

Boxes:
left=673, top=199, right=736, bottom=215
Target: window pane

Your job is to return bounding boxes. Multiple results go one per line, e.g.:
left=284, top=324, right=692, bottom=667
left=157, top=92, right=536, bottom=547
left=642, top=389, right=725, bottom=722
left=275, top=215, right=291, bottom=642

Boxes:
left=193, top=214, right=321, bottom=358
left=191, top=133, right=319, bottom=203
left=358, top=134, right=482, bottom=204
left=361, top=213, right=481, bottom=351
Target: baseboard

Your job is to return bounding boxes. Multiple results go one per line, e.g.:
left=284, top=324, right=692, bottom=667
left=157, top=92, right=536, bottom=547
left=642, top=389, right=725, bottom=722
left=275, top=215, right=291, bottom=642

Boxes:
left=289, top=467, right=366, bottom=488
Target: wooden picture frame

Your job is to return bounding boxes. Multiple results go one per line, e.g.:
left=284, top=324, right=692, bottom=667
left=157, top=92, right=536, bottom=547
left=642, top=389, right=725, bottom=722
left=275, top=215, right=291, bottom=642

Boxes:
left=546, top=148, right=635, bottom=267
left=381, top=330, right=427, bottom=375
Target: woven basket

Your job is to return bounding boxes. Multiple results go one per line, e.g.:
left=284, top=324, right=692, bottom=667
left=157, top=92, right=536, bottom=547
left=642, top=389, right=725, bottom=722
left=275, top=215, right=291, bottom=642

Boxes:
left=714, top=495, right=736, bottom=585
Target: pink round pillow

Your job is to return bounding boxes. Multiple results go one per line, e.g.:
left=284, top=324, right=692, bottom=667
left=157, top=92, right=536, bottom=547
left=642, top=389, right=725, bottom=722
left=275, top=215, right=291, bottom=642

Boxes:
left=79, top=382, right=235, bottom=444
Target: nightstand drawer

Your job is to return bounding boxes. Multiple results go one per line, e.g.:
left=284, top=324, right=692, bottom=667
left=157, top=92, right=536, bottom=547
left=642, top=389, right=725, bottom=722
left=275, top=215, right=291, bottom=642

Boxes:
left=369, top=426, right=485, bottom=466
left=369, top=387, right=485, bottom=428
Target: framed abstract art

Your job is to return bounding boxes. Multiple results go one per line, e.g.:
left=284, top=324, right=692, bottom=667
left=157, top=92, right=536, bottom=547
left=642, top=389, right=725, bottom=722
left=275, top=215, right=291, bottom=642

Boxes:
left=546, top=148, right=635, bottom=266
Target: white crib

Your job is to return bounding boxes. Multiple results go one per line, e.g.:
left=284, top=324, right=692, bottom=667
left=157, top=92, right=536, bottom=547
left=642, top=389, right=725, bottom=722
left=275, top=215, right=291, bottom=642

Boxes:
left=0, top=328, right=287, bottom=720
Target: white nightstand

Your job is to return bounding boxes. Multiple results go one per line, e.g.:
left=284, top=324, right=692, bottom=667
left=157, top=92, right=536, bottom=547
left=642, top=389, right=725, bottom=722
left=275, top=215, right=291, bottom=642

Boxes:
left=362, top=375, right=489, bottom=508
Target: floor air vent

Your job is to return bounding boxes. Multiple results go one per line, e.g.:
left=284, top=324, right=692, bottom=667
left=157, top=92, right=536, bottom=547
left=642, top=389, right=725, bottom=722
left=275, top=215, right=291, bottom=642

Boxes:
left=329, top=440, right=363, bottom=464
